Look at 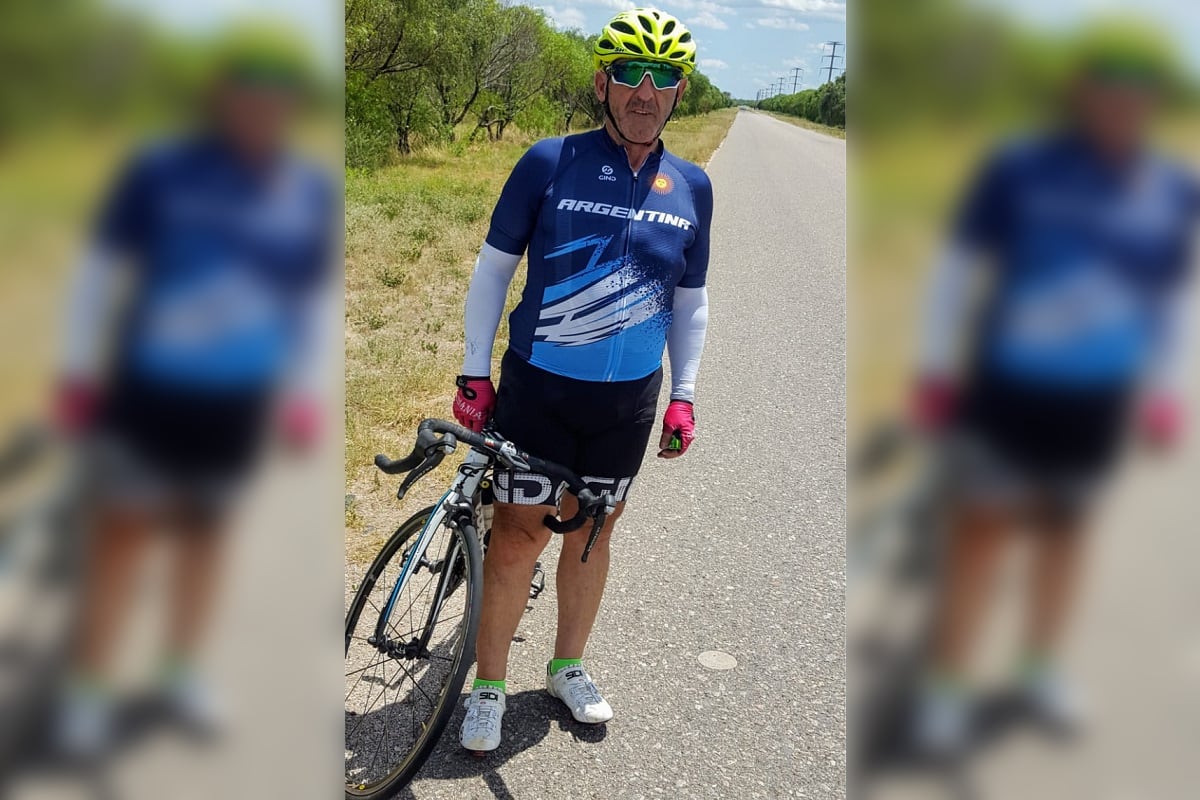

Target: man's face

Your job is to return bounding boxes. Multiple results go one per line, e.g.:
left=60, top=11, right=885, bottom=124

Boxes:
left=1074, top=74, right=1158, bottom=157
left=595, top=62, right=687, bottom=144
left=213, top=78, right=297, bottom=159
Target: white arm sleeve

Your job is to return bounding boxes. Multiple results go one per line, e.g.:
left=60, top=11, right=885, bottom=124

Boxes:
left=462, top=242, right=522, bottom=376
left=1146, top=288, right=1193, bottom=396
left=60, top=246, right=122, bottom=380
left=916, top=242, right=984, bottom=378
left=284, top=287, right=339, bottom=397
left=667, top=286, right=709, bottom=403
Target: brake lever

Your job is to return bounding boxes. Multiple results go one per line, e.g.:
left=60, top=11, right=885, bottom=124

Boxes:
left=396, top=449, right=445, bottom=501
left=580, top=493, right=617, bottom=564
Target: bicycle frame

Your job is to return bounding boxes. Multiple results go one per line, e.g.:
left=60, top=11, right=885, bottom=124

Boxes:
left=372, top=448, right=490, bottom=650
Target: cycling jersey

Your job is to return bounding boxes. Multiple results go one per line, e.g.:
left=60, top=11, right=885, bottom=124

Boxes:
left=93, top=136, right=333, bottom=392
left=954, top=133, right=1198, bottom=389
left=485, top=128, right=713, bottom=382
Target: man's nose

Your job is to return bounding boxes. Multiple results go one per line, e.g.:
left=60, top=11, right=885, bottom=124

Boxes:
left=633, top=73, right=657, bottom=100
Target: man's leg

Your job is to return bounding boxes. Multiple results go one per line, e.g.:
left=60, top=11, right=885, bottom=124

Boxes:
left=914, top=498, right=1014, bottom=753
left=74, top=503, right=155, bottom=678
left=474, top=502, right=553, bottom=682
left=1014, top=502, right=1090, bottom=730
left=931, top=501, right=1012, bottom=674
left=553, top=496, right=624, bottom=660
left=1026, top=507, right=1088, bottom=659
left=166, top=507, right=231, bottom=663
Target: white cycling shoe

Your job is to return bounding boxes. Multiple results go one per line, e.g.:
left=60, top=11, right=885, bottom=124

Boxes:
left=546, top=662, right=613, bottom=724
left=911, top=681, right=970, bottom=758
left=460, top=687, right=506, bottom=753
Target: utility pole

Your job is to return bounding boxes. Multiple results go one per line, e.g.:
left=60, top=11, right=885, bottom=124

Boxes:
left=790, top=66, right=804, bottom=93
left=776, top=77, right=787, bottom=96
left=821, top=41, right=844, bottom=84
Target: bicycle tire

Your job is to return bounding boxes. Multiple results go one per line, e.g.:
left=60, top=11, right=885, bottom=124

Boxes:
left=344, top=506, right=483, bottom=798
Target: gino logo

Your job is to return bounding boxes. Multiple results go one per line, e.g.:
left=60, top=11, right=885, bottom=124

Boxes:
left=650, top=173, right=673, bottom=195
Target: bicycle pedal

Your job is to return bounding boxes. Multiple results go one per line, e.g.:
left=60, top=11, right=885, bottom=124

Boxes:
left=529, top=562, right=546, bottom=599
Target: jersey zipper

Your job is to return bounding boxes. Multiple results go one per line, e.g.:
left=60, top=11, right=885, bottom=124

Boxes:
left=606, top=155, right=654, bottom=381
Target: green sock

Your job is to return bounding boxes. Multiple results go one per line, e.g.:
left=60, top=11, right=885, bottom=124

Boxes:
left=472, top=678, right=506, bottom=694
left=1017, top=650, right=1050, bottom=681
left=548, top=658, right=582, bottom=676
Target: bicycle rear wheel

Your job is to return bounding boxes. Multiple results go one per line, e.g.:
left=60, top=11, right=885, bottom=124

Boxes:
left=344, top=507, right=482, bottom=798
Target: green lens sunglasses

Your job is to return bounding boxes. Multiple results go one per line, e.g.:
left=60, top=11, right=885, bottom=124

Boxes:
left=606, top=60, right=684, bottom=91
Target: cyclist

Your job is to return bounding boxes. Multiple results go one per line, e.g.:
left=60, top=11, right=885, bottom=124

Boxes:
left=51, top=32, right=333, bottom=757
left=451, top=8, right=712, bottom=753
left=909, top=25, right=1197, bottom=756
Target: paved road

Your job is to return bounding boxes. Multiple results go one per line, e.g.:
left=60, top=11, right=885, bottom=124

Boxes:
left=397, top=111, right=847, bottom=799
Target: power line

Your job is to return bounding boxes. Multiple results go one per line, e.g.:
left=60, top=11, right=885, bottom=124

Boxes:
left=820, top=41, right=844, bottom=84
left=789, top=66, right=804, bottom=93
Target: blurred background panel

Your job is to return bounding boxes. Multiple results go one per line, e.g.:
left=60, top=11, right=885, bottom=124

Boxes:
left=852, top=1, right=1200, bottom=798
left=0, top=1, right=342, bottom=798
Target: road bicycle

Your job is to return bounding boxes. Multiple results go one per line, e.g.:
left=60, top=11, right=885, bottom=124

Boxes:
left=848, top=420, right=951, bottom=771
left=0, top=424, right=87, bottom=770
left=344, top=419, right=615, bottom=798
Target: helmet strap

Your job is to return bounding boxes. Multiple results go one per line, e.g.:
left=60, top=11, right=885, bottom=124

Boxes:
left=602, top=74, right=681, bottom=149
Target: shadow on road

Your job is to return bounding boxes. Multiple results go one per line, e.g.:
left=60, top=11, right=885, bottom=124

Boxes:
left=396, top=689, right=607, bottom=799
left=859, top=687, right=1082, bottom=800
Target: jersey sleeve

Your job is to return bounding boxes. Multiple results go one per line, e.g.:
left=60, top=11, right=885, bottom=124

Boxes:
left=951, top=147, right=1016, bottom=253
left=484, top=137, right=563, bottom=256
left=93, top=149, right=158, bottom=255
left=679, top=167, right=714, bottom=289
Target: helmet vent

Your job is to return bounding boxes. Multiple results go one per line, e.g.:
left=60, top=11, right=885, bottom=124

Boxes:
left=598, top=38, right=615, bottom=50
left=680, top=32, right=692, bottom=43
left=663, top=20, right=676, bottom=35
left=637, top=14, right=654, bottom=32
left=669, top=50, right=687, bottom=60
left=642, top=34, right=655, bottom=52
left=611, top=20, right=636, bottom=35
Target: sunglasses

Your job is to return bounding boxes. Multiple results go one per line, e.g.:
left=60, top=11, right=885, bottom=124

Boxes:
left=606, top=60, right=684, bottom=91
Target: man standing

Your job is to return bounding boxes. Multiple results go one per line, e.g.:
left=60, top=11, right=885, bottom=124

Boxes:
left=53, top=30, right=332, bottom=757
left=451, top=9, right=713, bottom=753
left=909, top=26, right=1196, bottom=756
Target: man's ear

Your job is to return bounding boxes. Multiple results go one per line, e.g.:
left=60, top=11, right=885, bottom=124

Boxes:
left=594, top=70, right=608, bottom=103
left=677, top=77, right=688, bottom=100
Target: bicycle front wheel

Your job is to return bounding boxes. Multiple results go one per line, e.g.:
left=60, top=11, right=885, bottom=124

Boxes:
left=344, top=507, right=483, bottom=798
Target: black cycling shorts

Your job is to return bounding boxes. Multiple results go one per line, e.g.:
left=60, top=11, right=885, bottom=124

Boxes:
left=97, top=372, right=272, bottom=509
left=490, top=349, right=662, bottom=506
left=955, top=370, right=1132, bottom=489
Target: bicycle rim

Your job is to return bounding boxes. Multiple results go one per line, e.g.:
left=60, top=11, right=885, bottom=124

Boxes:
left=344, top=508, right=482, bottom=798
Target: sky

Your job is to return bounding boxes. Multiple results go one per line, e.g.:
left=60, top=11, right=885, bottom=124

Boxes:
left=534, top=1, right=848, bottom=100
left=109, top=0, right=342, bottom=71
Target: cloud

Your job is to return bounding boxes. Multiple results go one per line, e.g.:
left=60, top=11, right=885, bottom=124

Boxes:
left=537, top=5, right=588, bottom=31
left=691, top=11, right=729, bottom=30
left=755, top=17, right=810, bottom=31
left=700, top=58, right=729, bottom=70
left=757, top=0, right=846, bottom=21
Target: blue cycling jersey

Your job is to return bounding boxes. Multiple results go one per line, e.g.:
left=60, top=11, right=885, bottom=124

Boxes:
left=95, top=136, right=332, bottom=391
left=486, top=128, right=713, bottom=382
left=956, top=133, right=1198, bottom=388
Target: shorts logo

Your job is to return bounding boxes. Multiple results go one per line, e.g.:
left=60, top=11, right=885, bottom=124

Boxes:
left=599, top=165, right=617, bottom=181
left=493, top=471, right=560, bottom=505
left=650, top=173, right=673, bottom=195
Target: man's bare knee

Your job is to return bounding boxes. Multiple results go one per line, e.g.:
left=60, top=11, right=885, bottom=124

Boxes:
left=489, top=504, right=552, bottom=566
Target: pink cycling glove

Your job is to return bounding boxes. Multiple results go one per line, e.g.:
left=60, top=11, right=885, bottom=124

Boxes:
left=910, top=375, right=958, bottom=433
left=453, top=376, right=496, bottom=432
left=1140, top=393, right=1184, bottom=451
left=658, top=400, right=695, bottom=458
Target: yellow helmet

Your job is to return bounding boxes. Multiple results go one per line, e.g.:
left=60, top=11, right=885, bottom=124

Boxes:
left=594, top=8, right=697, bottom=75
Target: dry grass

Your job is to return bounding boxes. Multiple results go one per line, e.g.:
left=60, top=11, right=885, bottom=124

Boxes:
left=760, top=110, right=847, bottom=140
left=344, top=110, right=738, bottom=556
